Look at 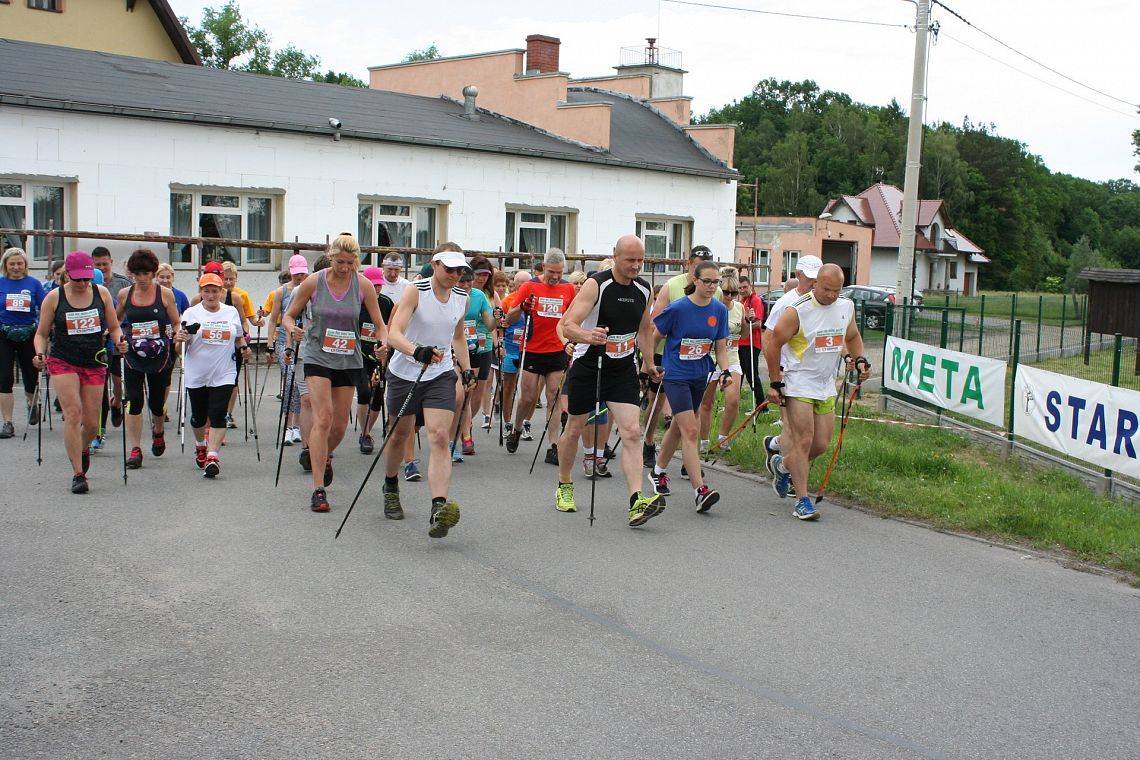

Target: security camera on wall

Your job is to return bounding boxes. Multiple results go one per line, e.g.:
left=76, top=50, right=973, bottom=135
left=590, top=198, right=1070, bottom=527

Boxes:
left=328, top=118, right=342, bottom=129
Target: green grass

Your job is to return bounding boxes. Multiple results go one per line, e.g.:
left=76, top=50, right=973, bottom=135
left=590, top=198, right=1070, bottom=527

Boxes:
left=1030, top=347, right=1140, bottom=391
left=923, top=290, right=1087, bottom=326
left=702, top=395, right=1140, bottom=578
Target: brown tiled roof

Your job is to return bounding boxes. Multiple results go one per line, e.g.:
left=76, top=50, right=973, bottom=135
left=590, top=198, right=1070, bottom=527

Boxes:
left=823, top=183, right=977, bottom=255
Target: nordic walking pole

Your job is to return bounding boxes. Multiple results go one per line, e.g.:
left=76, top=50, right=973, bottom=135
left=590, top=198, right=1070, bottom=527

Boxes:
left=641, top=370, right=665, bottom=441
left=815, top=359, right=870, bottom=505
left=175, top=354, right=185, bottom=453
left=44, top=372, right=53, bottom=431
left=497, top=363, right=504, bottom=447
left=242, top=360, right=249, bottom=442
left=252, top=321, right=261, bottom=413
left=23, top=377, right=40, bottom=442
left=510, top=310, right=532, bottom=432
left=588, top=354, right=603, bottom=526
left=274, top=351, right=298, bottom=487
left=245, top=361, right=260, bottom=462
left=121, top=394, right=128, bottom=485
left=336, top=361, right=429, bottom=539
left=528, top=365, right=571, bottom=475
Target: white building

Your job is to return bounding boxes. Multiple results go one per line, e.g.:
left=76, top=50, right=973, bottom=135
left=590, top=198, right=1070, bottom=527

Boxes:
left=0, top=38, right=738, bottom=299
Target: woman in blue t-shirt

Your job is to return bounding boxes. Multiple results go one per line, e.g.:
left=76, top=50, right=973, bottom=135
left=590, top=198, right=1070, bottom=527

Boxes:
left=649, top=260, right=731, bottom=512
left=0, top=247, right=46, bottom=438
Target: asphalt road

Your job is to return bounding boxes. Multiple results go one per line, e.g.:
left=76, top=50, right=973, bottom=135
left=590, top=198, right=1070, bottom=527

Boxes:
left=1, top=392, right=1137, bottom=759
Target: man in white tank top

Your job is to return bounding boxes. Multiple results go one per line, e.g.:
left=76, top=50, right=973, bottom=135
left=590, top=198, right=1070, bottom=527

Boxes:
left=382, top=245, right=476, bottom=538
left=763, top=263, right=872, bottom=521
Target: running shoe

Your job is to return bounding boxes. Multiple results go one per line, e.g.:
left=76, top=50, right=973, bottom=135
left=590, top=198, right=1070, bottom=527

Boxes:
left=555, top=482, right=577, bottom=512
left=695, top=485, right=720, bottom=513
left=428, top=501, right=461, bottom=538
left=628, top=492, right=666, bottom=527
left=151, top=431, right=166, bottom=457
left=194, top=444, right=207, bottom=469
left=582, top=454, right=595, bottom=478
left=505, top=429, right=521, bottom=454
left=283, top=429, right=294, bottom=447
left=482, top=414, right=492, bottom=430
left=225, top=413, right=237, bottom=429
left=126, top=447, right=143, bottom=469
left=521, top=420, right=533, bottom=441
left=383, top=487, right=404, bottom=520
left=310, top=487, right=330, bottom=513
left=504, top=422, right=514, bottom=437
left=71, top=474, right=89, bottom=494
left=323, top=457, right=334, bottom=487
left=650, top=470, right=671, bottom=496
left=28, top=403, right=41, bottom=426
left=204, top=453, right=220, bottom=478
left=544, top=443, right=559, bottom=465
left=359, top=434, right=374, bottom=455
left=0, top=421, right=13, bottom=439
left=290, top=427, right=302, bottom=444
left=450, top=441, right=464, bottom=463
left=680, top=464, right=688, bottom=480
left=403, top=459, right=422, bottom=481
left=594, top=456, right=612, bottom=478
left=462, top=437, right=476, bottom=456
left=792, top=496, right=819, bottom=521
left=81, top=447, right=91, bottom=475
left=299, top=447, right=312, bottom=472
left=90, top=435, right=104, bottom=451
left=111, top=403, right=123, bottom=428
left=642, top=442, right=656, bottom=470
left=771, top=454, right=791, bottom=499
left=763, top=435, right=779, bottom=478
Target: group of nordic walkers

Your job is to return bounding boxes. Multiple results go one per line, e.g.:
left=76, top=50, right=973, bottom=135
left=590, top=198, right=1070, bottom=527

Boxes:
left=1, top=229, right=871, bottom=535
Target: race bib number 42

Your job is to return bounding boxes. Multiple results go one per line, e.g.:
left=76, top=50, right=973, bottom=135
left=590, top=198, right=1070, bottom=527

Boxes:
left=537, top=297, right=563, bottom=318
left=321, top=328, right=357, bottom=355
left=131, top=320, right=160, bottom=339
left=679, top=338, right=711, bottom=361
left=65, top=309, right=101, bottom=336
left=201, top=321, right=232, bottom=345
left=813, top=330, right=843, bottom=353
left=5, top=292, right=31, bottom=313
left=605, top=332, right=636, bottom=360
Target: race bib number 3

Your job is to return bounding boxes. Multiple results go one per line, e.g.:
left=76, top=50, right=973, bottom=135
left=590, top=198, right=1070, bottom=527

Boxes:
left=5, top=292, right=31, bottom=313
left=131, top=320, right=160, bottom=339
left=322, top=328, right=357, bottom=356
left=360, top=322, right=378, bottom=343
left=65, top=309, right=101, bottom=336
left=537, top=297, right=563, bottom=318
left=813, top=331, right=843, bottom=353
left=679, top=338, right=711, bottom=361
left=201, top=321, right=232, bottom=345
left=605, top=332, right=636, bottom=360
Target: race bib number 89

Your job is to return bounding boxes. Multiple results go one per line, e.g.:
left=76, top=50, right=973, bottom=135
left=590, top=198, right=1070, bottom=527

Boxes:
left=322, top=328, right=357, bottom=355
left=65, top=309, right=101, bottom=336
left=679, top=338, right=711, bottom=361
left=5, top=292, right=31, bottom=313
left=605, top=332, right=636, bottom=360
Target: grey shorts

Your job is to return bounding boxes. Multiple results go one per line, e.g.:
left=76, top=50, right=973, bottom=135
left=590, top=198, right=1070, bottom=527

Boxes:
left=385, top=369, right=457, bottom=420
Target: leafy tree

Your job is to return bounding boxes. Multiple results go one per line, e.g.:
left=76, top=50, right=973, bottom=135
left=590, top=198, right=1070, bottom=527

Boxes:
left=1064, top=236, right=1116, bottom=292
left=402, top=44, right=441, bottom=63
left=318, top=71, right=367, bottom=88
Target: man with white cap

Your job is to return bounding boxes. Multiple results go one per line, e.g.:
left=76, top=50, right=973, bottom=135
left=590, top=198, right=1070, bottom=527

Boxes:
left=381, top=242, right=476, bottom=538
left=380, top=255, right=410, bottom=304
left=758, top=254, right=822, bottom=471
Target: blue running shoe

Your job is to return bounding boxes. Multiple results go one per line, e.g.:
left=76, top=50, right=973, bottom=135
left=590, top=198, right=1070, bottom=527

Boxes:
left=771, top=454, right=791, bottom=499
left=403, top=459, right=422, bottom=482
left=450, top=441, right=464, bottom=463
left=792, top=496, right=819, bottom=521
left=90, top=436, right=104, bottom=451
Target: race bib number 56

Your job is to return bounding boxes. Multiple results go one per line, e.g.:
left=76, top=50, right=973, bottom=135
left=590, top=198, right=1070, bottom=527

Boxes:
left=322, top=328, right=357, bottom=355
left=65, top=309, right=101, bottom=336
left=201, top=322, right=232, bottom=345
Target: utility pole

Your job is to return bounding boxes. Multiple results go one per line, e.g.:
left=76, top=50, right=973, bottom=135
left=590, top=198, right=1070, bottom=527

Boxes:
left=895, top=0, right=933, bottom=301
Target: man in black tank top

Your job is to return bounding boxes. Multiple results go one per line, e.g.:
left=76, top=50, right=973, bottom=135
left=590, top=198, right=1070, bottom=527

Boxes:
left=554, top=235, right=666, bottom=527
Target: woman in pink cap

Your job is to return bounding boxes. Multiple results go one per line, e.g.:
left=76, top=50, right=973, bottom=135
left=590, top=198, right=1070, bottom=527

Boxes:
left=268, top=254, right=310, bottom=446
left=32, top=251, right=127, bottom=494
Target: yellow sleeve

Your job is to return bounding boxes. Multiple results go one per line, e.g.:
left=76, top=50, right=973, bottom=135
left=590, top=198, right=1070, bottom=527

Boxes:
left=236, top=287, right=255, bottom=318
left=262, top=290, right=275, bottom=313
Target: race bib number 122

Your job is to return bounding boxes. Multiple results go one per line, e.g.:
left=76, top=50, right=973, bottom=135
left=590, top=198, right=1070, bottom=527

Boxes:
left=65, top=309, right=101, bottom=336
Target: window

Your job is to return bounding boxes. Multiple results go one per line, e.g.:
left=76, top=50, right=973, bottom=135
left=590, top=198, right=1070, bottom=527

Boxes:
left=358, top=200, right=440, bottom=266
left=949, top=261, right=959, bottom=279
left=28, top=0, right=61, bottom=10
left=754, top=249, right=770, bottom=286
left=504, top=209, right=569, bottom=269
left=168, top=190, right=277, bottom=267
left=636, top=217, right=690, bottom=273
left=0, top=180, right=67, bottom=262
left=783, top=250, right=800, bottom=279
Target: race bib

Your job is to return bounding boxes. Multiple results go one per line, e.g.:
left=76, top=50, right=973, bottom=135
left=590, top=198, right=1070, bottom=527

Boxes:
left=537, top=297, right=563, bottom=318
left=201, top=321, right=232, bottom=345
left=511, top=326, right=523, bottom=343
left=321, top=328, right=357, bottom=355
left=605, top=332, right=636, bottom=360
left=679, top=338, right=711, bottom=361
left=131, top=320, right=160, bottom=340
left=477, top=333, right=488, bottom=352
left=5, top=292, right=31, bottom=313
left=813, top=329, right=843, bottom=353
left=65, top=309, right=101, bottom=336
left=360, top=321, right=379, bottom=343
left=727, top=337, right=739, bottom=352
left=464, top=319, right=477, bottom=343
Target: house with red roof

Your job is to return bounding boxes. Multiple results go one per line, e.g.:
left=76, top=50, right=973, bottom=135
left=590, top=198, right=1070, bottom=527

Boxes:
left=823, top=182, right=988, bottom=296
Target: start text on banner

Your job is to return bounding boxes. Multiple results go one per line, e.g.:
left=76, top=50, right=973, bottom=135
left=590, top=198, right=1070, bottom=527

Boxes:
left=884, top=336, right=1007, bottom=426
left=1013, top=365, right=1140, bottom=479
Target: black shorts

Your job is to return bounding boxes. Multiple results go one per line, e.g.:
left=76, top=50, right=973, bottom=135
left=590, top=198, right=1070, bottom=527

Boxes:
left=109, top=353, right=122, bottom=378
left=646, top=353, right=664, bottom=393
left=564, top=358, right=641, bottom=416
left=474, top=350, right=493, bottom=381
left=385, top=370, right=457, bottom=420
left=303, top=363, right=361, bottom=388
left=523, top=350, right=568, bottom=376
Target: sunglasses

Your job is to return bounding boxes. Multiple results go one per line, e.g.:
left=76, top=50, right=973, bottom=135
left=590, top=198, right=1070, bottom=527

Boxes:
left=697, top=278, right=720, bottom=286
left=723, top=290, right=739, bottom=296
left=442, top=265, right=465, bottom=274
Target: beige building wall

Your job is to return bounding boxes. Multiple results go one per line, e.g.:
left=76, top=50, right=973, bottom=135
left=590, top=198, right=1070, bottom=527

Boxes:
left=736, top=216, right=874, bottom=289
left=0, top=0, right=186, bottom=63
left=683, top=125, right=735, bottom=168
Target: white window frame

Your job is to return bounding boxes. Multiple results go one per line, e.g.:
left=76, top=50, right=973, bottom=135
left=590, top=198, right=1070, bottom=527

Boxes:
left=358, top=198, right=443, bottom=267
left=167, top=188, right=280, bottom=270
left=636, top=216, right=691, bottom=274
left=783, top=250, right=800, bottom=280
left=0, top=178, right=69, bottom=263
left=503, top=207, right=572, bottom=270
left=754, top=248, right=770, bottom=286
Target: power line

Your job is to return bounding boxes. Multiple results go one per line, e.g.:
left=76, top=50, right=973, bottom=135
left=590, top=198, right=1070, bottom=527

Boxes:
left=940, top=32, right=1137, bottom=119
left=932, top=0, right=1137, bottom=109
left=661, top=0, right=910, bottom=30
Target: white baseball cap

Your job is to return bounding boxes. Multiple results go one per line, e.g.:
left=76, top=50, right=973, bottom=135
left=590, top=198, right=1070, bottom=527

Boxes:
left=432, top=250, right=468, bottom=269
left=796, top=255, right=823, bottom=278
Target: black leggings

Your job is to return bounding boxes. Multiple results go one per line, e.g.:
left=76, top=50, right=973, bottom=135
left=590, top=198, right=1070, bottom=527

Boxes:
left=124, top=364, right=172, bottom=417
left=0, top=333, right=38, bottom=395
left=738, top=344, right=765, bottom=397
left=187, top=384, right=235, bottom=429
left=355, top=355, right=385, bottom=411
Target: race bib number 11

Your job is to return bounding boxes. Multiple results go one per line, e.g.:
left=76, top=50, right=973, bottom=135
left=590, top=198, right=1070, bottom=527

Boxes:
left=605, top=332, right=636, bottom=360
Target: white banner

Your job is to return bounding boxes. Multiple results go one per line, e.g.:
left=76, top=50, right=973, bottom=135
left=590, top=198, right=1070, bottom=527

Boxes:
left=884, top=336, right=1007, bottom=426
left=1014, top=365, right=1140, bottom=479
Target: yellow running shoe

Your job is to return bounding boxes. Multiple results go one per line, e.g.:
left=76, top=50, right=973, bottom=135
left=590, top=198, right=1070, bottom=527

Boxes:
left=555, top=482, right=577, bottom=512
left=628, top=492, right=666, bottom=527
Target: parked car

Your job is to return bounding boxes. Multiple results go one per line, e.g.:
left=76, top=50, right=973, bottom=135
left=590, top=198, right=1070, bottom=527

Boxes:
left=762, top=289, right=784, bottom=311
left=841, top=285, right=898, bottom=330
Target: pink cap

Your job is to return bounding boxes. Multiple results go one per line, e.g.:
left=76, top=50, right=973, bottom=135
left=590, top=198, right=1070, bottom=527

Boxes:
left=64, top=251, right=95, bottom=280
left=288, top=254, right=309, bottom=275
left=362, top=266, right=385, bottom=286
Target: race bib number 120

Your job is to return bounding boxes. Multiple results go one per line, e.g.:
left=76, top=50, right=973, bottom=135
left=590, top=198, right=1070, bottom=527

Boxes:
left=537, top=297, right=563, bottom=318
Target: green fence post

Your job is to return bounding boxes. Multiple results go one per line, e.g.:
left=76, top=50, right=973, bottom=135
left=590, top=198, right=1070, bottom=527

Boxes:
left=940, top=309, right=949, bottom=349
left=1008, top=319, right=1022, bottom=453
left=881, top=306, right=894, bottom=411
left=959, top=308, right=966, bottom=352
left=1060, top=294, right=1067, bottom=355
left=1008, top=293, right=1017, bottom=355
left=1035, top=295, right=1043, bottom=359
left=978, top=293, right=986, bottom=354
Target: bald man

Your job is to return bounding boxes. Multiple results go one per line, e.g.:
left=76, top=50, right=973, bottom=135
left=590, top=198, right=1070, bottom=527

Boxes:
left=763, top=263, right=871, bottom=521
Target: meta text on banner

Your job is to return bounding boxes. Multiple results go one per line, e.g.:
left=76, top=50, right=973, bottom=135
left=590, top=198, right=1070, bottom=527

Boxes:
left=884, top=336, right=1007, bottom=426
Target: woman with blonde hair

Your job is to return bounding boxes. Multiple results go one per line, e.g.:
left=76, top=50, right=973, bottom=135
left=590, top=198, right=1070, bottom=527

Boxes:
left=283, top=233, right=389, bottom=513
left=0, top=247, right=46, bottom=438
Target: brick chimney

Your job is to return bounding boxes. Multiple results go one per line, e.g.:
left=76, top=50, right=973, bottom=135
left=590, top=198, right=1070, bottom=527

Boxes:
left=526, top=34, right=561, bottom=74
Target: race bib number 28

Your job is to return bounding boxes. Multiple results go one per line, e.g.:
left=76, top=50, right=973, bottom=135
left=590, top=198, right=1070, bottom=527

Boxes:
left=65, top=309, right=101, bottom=336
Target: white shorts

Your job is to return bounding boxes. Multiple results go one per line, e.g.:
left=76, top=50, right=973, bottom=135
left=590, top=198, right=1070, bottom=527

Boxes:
left=727, top=363, right=742, bottom=376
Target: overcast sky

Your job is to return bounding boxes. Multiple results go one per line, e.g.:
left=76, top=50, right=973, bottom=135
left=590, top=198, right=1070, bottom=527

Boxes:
left=171, top=0, right=1139, bottom=182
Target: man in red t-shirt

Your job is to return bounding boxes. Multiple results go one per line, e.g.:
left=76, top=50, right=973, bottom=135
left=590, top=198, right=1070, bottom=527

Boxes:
left=738, top=277, right=766, bottom=397
left=503, top=249, right=575, bottom=454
